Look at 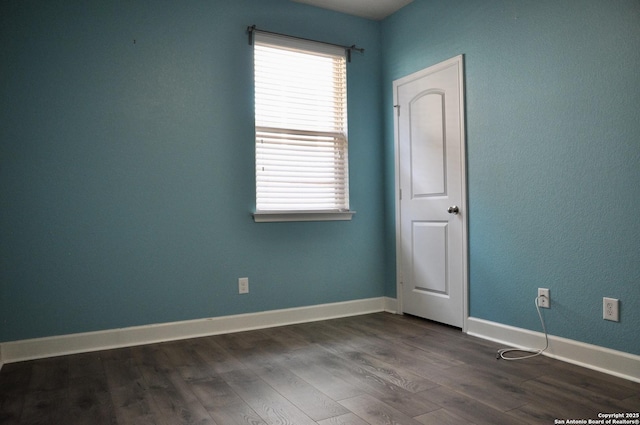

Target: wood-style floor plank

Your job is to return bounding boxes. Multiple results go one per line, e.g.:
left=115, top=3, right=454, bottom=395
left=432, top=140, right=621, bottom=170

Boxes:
left=280, top=346, right=364, bottom=401
left=189, top=375, right=267, bottom=425
left=0, top=392, right=24, bottom=425
left=424, top=363, right=529, bottom=411
left=145, top=373, right=216, bottom=425
left=68, top=375, right=117, bottom=425
left=189, top=337, right=246, bottom=375
left=221, top=368, right=317, bottom=425
left=421, top=385, right=528, bottom=425
left=414, top=408, right=475, bottom=425
left=104, top=348, right=161, bottom=425
left=252, top=363, right=350, bottom=421
left=27, top=356, right=69, bottom=392
left=338, top=394, right=424, bottom=425
left=159, top=340, right=219, bottom=383
left=20, top=388, right=70, bottom=425
left=316, top=412, right=370, bottom=425
left=0, top=362, right=32, bottom=425
left=304, top=346, right=441, bottom=417
left=1, top=312, right=638, bottom=425
left=329, top=348, right=439, bottom=394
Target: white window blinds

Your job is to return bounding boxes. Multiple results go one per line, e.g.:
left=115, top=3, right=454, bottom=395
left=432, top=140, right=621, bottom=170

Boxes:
left=254, top=32, right=349, bottom=213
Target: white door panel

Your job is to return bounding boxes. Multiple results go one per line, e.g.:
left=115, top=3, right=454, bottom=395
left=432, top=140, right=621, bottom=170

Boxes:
left=410, top=92, right=445, bottom=196
left=394, top=56, right=467, bottom=328
left=411, top=221, right=448, bottom=294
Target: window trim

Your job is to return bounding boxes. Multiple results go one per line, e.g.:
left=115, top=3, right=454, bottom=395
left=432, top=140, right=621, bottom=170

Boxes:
left=253, top=210, right=355, bottom=223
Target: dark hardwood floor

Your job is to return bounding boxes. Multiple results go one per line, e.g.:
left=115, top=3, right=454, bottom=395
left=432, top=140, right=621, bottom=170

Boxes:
left=1, top=313, right=638, bottom=424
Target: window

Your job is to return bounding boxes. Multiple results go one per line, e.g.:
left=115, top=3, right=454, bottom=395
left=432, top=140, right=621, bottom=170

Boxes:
left=252, top=32, right=353, bottom=222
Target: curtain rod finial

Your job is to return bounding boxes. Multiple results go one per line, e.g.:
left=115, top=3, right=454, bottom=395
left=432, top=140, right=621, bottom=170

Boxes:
left=247, top=24, right=256, bottom=45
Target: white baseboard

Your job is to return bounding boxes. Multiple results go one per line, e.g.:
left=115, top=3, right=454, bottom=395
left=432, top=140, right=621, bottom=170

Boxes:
left=383, top=296, right=398, bottom=314
left=0, top=297, right=396, bottom=368
left=10, top=300, right=634, bottom=384
left=466, top=317, right=640, bottom=383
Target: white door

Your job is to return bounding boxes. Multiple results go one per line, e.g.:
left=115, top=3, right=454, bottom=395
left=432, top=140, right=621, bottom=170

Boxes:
left=394, top=56, right=467, bottom=329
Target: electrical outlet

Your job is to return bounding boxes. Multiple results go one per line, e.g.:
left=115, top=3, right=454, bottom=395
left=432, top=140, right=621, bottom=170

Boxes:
left=537, top=288, right=550, bottom=308
left=238, top=277, right=249, bottom=294
left=603, top=297, right=619, bottom=321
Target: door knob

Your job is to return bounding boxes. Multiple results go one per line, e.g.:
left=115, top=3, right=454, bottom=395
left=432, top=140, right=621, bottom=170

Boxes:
left=447, top=206, right=459, bottom=215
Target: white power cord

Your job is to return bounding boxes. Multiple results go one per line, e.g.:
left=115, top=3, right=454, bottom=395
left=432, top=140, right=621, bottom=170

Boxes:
left=497, top=295, right=549, bottom=361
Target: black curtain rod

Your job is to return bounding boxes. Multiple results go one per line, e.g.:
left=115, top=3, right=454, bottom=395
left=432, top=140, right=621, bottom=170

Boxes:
left=247, top=25, right=364, bottom=62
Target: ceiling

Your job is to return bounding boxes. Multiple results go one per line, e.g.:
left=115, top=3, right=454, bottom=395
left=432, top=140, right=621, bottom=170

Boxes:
left=290, top=0, right=414, bottom=21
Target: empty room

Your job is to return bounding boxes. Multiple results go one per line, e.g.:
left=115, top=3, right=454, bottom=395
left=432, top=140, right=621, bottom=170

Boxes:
left=1, top=0, right=638, bottom=424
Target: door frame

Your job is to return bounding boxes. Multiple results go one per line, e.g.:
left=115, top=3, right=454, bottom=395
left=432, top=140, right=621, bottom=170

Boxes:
left=393, top=55, right=469, bottom=332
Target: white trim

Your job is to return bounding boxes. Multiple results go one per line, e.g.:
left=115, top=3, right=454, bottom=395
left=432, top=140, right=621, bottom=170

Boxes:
left=3, top=301, right=634, bottom=386
left=0, top=297, right=387, bottom=366
left=467, top=317, right=640, bottom=383
left=383, top=296, right=398, bottom=314
left=253, top=210, right=355, bottom=222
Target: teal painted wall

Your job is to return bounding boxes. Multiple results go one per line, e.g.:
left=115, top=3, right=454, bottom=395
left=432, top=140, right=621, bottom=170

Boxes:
left=382, top=0, right=640, bottom=354
left=0, top=0, right=385, bottom=342
left=3, top=0, right=639, bottom=358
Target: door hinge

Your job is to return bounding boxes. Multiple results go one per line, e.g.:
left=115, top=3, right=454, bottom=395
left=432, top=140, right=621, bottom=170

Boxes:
left=399, top=189, right=402, bottom=201
left=394, top=104, right=400, bottom=116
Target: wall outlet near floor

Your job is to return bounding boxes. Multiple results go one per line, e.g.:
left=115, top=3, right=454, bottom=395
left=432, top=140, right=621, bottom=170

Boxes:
left=537, top=288, right=550, bottom=308
left=603, top=297, right=619, bottom=321
left=238, top=277, right=249, bottom=294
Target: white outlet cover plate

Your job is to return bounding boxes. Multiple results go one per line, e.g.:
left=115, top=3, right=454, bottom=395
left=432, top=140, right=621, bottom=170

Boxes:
left=239, top=277, right=249, bottom=294
left=603, top=297, right=619, bottom=321
left=537, top=288, right=550, bottom=308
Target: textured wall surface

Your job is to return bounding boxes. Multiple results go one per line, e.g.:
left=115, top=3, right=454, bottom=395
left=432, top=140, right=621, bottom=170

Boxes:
left=382, top=0, right=640, bottom=354
left=2, top=0, right=638, bottom=357
left=0, top=0, right=385, bottom=342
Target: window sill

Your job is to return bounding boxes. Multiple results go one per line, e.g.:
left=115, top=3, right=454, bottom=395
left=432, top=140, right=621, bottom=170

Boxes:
left=253, top=210, right=355, bottom=223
